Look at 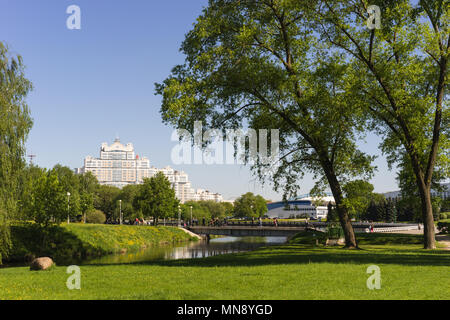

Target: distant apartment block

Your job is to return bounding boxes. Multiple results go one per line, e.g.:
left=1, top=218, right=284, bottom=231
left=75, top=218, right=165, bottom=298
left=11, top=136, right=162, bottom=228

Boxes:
left=76, top=138, right=223, bottom=203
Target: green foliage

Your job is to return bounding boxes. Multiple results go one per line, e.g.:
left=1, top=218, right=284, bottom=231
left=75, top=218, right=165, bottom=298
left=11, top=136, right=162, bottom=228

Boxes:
left=196, top=201, right=225, bottom=219
left=26, top=170, right=68, bottom=227
left=78, top=171, right=99, bottom=214
left=180, top=200, right=233, bottom=221
left=155, top=0, right=380, bottom=247
left=7, top=222, right=196, bottom=264
left=0, top=42, right=33, bottom=262
left=326, top=223, right=344, bottom=240
left=133, top=173, right=179, bottom=223
left=319, top=1, right=448, bottom=248
left=18, top=165, right=46, bottom=220
left=326, top=202, right=338, bottom=222
left=221, top=202, right=234, bottom=217
left=364, top=196, right=387, bottom=222
left=442, top=199, right=450, bottom=212
left=94, top=185, right=121, bottom=221
left=181, top=201, right=210, bottom=220
left=85, top=210, right=106, bottom=224
left=18, top=165, right=100, bottom=225
left=342, top=180, right=375, bottom=220
left=395, top=193, right=442, bottom=223
left=114, top=184, right=140, bottom=221
left=0, top=207, right=10, bottom=264
left=385, top=199, right=398, bottom=223
left=437, top=222, right=450, bottom=234
left=233, top=193, right=267, bottom=218
left=396, top=156, right=444, bottom=221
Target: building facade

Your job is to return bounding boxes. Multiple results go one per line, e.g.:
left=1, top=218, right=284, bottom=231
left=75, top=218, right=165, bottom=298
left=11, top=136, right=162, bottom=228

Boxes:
left=266, top=196, right=334, bottom=220
left=383, top=183, right=450, bottom=200
left=77, top=139, right=223, bottom=203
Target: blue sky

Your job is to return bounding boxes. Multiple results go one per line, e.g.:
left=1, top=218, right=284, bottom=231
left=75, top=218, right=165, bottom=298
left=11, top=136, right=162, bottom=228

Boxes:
left=1, top=0, right=399, bottom=201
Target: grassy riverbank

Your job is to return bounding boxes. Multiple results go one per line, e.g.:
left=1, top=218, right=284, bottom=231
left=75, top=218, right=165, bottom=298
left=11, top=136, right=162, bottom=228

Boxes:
left=6, top=223, right=198, bottom=264
left=0, top=232, right=449, bottom=300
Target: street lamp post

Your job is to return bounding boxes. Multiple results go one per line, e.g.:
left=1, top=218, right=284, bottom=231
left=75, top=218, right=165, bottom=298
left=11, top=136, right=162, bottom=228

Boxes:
left=67, top=192, right=71, bottom=224
left=178, top=205, right=181, bottom=227
left=119, top=200, right=122, bottom=225
left=190, top=206, right=193, bottom=226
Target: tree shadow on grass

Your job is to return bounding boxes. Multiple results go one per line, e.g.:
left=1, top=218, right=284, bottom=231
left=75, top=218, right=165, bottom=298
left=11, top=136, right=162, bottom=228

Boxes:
left=8, top=223, right=106, bottom=265
left=86, top=244, right=450, bottom=269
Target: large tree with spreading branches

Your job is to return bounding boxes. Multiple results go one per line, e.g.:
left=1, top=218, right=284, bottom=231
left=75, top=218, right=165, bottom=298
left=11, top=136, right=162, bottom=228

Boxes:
left=156, top=0, right=376, bottom=248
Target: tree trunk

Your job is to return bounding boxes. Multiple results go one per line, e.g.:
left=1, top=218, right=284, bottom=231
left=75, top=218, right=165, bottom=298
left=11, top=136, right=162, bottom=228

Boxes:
left=409, top=156, right=436, bottom=249
left=417, top=181, right=436, bottom=249
left=332, top=188, right=358, bottom=248
left=322, top=161, right=358, bottom=248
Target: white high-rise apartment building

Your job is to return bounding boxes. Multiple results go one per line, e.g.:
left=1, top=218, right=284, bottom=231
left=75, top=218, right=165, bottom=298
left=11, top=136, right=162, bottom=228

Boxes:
left=77, top=139, right=222, bottom=203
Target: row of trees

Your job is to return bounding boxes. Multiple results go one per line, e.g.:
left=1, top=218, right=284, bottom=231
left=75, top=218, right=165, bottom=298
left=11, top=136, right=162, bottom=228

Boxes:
left=17, top=166, right=246, bottom=225
left=18, top=165, right=99, bottom=226
left=328, top=179, right=445, bottom=222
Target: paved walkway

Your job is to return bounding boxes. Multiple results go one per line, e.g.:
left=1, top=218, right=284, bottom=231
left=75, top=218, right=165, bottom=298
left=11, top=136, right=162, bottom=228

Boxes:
left=387, top=227, right=450, bottom=250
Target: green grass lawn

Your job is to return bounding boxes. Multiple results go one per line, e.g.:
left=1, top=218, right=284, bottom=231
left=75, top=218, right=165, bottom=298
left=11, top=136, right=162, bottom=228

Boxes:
left=1, top=233, right=449, bottom=300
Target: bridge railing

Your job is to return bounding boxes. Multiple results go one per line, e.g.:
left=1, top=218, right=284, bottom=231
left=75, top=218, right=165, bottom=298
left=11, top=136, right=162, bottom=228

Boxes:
left=153, top=220, right=419, bottom=231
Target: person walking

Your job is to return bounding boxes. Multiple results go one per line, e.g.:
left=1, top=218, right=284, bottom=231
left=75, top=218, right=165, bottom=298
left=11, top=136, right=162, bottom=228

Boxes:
left=259, top=217, right=262, bottom=227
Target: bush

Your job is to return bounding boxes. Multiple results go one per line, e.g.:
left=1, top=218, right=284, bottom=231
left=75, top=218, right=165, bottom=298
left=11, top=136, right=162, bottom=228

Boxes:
left=439, top=212, right=448, bottom=220
left=85, top=210, right=106, bottom=224
left=326, top=224, right=344, bottom=239
left=437, top=222, right=450, bottom=234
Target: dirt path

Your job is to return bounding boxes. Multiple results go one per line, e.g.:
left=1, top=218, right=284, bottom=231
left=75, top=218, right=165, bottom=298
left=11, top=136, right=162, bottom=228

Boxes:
left=178, top=227, right=203, bottom=240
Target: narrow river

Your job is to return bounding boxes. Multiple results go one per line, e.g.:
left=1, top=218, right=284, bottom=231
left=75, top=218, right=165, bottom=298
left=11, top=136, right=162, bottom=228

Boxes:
left=83, top=236, right=287, bottom=265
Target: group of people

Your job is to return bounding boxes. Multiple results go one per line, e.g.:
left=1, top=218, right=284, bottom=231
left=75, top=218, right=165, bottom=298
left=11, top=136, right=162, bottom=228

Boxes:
left=199, top=217, right=228, bottom=227
left=250, top=217, right=278, bottom=227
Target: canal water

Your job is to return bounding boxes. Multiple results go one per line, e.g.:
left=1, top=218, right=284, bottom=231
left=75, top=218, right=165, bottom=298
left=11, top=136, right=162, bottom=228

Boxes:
left=83, top=236, right=287, bottom=265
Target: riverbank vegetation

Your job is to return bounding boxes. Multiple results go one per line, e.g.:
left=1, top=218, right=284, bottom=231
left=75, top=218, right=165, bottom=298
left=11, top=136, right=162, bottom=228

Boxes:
left=6, top=223, right=197, bottom=265
left=0, top=232, right=448, bottom=300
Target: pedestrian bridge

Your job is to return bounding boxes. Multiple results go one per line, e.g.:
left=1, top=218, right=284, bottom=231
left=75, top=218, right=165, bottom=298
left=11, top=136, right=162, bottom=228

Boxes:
left=187, top=222, right=420, bottom=238
left=188, top=226, right=307, bottom=238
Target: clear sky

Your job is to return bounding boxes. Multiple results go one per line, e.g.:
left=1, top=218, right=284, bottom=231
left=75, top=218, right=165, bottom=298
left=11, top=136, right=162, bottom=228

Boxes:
left=0, top=0, right=400, bottom=201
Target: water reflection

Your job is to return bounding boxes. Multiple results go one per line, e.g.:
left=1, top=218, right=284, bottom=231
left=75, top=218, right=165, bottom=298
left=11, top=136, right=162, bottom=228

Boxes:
left=84, top=236, right=286, bottom=265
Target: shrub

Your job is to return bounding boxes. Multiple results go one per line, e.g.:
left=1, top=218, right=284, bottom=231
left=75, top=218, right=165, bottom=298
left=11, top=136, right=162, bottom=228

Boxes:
left=326, top=223, right=344, bottom=239
left=439, top=213, right=448, bottom=220
left=437, top=222, right=450, bottom=234
left=85, top=210, right=106, bottom=224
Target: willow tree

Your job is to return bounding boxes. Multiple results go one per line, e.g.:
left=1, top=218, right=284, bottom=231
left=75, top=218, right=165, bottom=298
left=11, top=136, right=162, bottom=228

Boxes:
left=0, top=42, right=33, bottom=261
left=317, top=0, right=448, bottom=248
left=156, top=0, right=375, bottom=248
